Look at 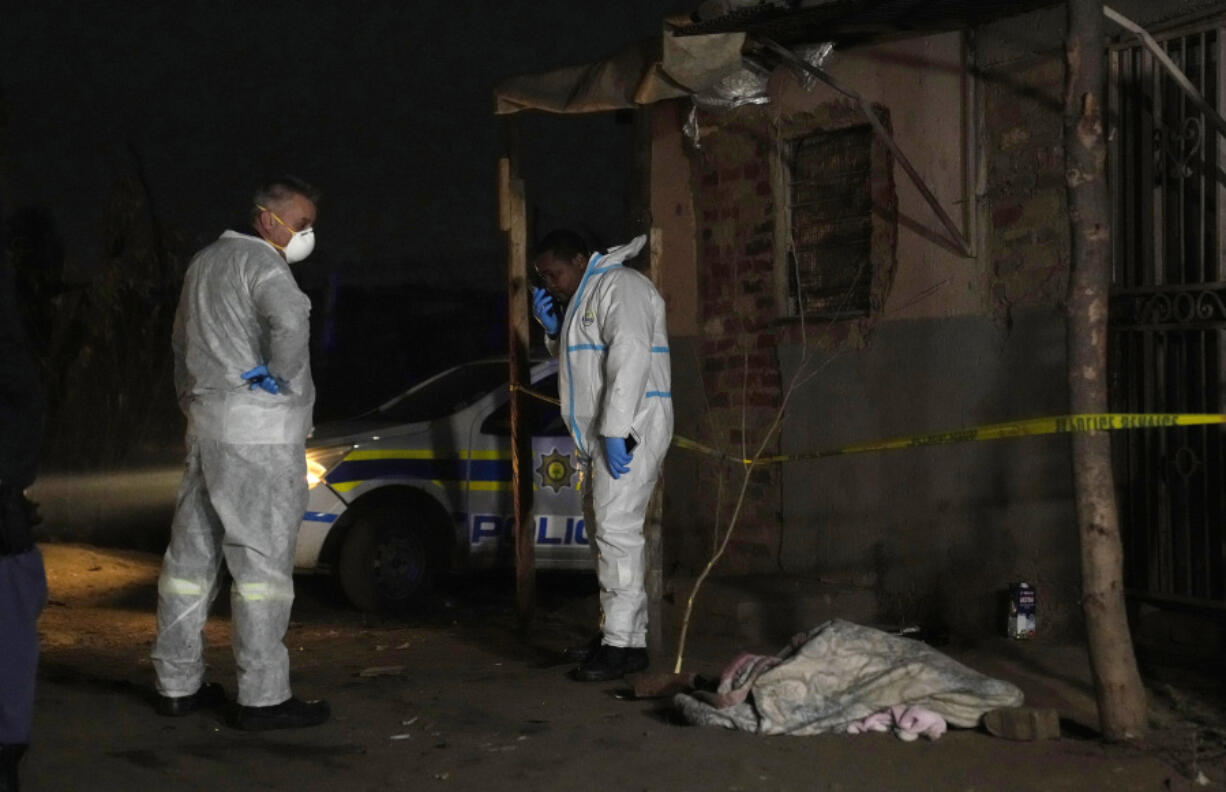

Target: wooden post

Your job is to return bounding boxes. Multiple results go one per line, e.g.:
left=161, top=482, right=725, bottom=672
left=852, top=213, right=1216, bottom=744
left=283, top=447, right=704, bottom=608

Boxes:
left=645, top=226, right=665, bottom=656
left=1064, top=0, right=1146, bottom=740
left=500, top=141, right=535, bottom=630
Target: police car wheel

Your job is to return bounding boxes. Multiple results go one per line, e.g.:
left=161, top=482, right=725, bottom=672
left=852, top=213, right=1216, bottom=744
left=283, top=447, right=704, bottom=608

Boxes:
left=338, top=508, right=433, bottom=612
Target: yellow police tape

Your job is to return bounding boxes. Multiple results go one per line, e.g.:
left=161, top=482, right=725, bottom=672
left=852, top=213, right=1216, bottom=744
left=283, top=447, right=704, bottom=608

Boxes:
left=685, top=413, right=1226, bottom=466
left=511, top=386, right=1225, bottom=467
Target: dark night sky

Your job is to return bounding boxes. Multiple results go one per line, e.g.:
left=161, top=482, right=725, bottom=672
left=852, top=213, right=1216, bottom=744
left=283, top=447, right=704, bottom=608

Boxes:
left=1, top=0, right=691, bottom=287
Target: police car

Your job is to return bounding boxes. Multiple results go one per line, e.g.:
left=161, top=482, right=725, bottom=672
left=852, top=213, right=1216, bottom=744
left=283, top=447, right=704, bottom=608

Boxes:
left=295, top=358, right=587, bottom=611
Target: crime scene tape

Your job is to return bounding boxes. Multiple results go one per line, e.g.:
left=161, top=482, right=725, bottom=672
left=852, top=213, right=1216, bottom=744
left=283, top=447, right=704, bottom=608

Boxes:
left=513, top=384, right=561, bottom=407
left=511, top=386, right=1224, bottom=467
left=741, top=413, right=1226, bottom=466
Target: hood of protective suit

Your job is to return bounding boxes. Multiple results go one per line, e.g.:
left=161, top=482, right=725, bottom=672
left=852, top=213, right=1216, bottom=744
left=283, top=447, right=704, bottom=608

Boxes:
left=546, top=235, right=673, bottom=460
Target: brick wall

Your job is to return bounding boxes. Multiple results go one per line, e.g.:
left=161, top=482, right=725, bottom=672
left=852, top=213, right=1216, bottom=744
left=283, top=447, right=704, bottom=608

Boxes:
left=983, top=54, right=1071, bottom=322
left=690, top=114, right=786, bottom=574
left=683, top=100, right=901, bottom=575
left=679, top=47, right=1072, bottom=600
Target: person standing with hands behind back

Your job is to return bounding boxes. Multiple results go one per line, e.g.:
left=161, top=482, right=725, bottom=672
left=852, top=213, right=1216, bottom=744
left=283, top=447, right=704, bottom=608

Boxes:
left=531, top=229, right=673, bottom=682
left=151, top=177, right=328, bottom=730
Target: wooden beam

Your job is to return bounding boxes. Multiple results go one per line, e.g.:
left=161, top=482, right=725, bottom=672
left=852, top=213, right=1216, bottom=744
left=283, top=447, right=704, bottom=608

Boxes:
left=645, top=225, right=665, bottom=656
left=499, top=150, right=535, bottom=630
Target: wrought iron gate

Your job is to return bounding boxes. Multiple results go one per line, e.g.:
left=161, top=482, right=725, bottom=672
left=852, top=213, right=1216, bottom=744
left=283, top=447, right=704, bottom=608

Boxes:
left=1109, top=26, right=1226, bottom=607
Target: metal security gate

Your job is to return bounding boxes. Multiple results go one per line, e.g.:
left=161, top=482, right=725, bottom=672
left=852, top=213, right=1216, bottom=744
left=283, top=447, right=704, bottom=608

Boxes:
left=1109, top=26, right=1226, bottom=607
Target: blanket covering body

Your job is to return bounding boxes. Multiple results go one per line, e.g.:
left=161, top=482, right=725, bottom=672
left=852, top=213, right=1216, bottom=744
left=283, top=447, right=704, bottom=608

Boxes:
left=674, top=620, right=1024, bottom=735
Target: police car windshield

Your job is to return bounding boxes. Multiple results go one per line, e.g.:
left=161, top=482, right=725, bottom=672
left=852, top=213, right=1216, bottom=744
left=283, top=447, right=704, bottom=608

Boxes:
left=373, top=361, right=509, bottom=424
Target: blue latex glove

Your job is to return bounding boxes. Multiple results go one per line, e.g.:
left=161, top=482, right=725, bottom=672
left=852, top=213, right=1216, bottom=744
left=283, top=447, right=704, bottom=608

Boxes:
left=241, top=365, right=280, bottom=395
left=603, top=436, right=633, bottom=480
left=531, top=287, right=560, bottom=337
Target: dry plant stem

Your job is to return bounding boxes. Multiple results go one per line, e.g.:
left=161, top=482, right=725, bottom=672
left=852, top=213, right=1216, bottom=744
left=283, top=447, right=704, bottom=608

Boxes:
left=741, top=348, right=749, bottom=463
left=674, top=356, right=806, bottom=673
left=712, top=461, right=727, bottom=550
left=674, top=124, right=817, bottom=673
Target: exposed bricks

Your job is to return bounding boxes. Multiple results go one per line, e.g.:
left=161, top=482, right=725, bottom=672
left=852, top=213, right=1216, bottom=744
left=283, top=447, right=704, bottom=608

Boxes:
left=689, top=110, right=789, bottom=574
left=745, top=238, right=770, bottom=256
left=992, top=201, right=1023, bottom=229
left=984, top=52, right=1069, bottom=319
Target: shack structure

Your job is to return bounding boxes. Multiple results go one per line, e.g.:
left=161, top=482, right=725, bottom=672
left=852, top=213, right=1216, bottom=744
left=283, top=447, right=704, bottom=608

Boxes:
left=495, top=0, right=1226, bottom=662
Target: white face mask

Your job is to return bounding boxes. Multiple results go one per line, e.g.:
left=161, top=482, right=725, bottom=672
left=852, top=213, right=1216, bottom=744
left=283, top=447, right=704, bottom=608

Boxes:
left=282, top=226, right=316, bottom=263
left=257, top=203, right=317, bottom=263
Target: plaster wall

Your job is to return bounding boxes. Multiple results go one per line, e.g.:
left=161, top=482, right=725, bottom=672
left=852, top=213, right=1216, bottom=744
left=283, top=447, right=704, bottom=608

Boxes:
left=769, top=31, right=983, bottom=321
left=650, top=7, right=1226, bottom=635
left=765, top=29, right=1080, bottom=636
left=777, top=309, right=1082, bottom=637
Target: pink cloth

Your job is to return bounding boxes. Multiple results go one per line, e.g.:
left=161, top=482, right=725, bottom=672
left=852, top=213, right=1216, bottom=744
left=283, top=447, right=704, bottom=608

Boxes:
left=690, top=652, right=783, bottom=709
left=846, top=705, right=948, bottom=741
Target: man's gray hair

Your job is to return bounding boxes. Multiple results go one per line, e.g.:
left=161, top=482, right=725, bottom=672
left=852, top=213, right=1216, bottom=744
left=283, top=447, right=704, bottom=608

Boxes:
left=251, top=177, right=321, bottom=221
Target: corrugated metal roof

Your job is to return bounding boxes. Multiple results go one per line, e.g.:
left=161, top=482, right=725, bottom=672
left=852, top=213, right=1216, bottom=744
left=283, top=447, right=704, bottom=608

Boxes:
left=673, top=0, right=1062, bottom=46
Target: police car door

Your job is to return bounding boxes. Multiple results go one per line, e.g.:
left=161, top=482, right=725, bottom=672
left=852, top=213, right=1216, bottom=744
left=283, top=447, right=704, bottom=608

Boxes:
left=468, top=367, right=586, bottom=569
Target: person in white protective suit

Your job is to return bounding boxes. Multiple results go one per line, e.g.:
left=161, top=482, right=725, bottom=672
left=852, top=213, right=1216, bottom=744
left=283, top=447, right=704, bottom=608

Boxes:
left=532, top=229, right=673, bottom=682
left=150, top=177, right=329, bottom=730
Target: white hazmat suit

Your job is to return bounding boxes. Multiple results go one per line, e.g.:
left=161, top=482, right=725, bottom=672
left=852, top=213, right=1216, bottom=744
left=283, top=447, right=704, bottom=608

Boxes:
left=152, top=230, right=314, bottom=707
left=545, top=235, right=673, bottom=649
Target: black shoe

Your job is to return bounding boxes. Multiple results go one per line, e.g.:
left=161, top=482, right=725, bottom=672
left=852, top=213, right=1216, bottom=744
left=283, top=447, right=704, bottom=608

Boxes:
left=155, top=682, right=226, bottom=717
left=0, top=744, right=27, bottom=792
left=228, top=697, right=330, bottom=731
left=572, top=644, right=644, bottom=682
left=563, top=632, right=603, bottom=663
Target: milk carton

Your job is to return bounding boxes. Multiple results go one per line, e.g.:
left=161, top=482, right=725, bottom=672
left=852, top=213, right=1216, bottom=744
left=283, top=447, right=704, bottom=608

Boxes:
left=1007, top=582, right=1036, bottom=639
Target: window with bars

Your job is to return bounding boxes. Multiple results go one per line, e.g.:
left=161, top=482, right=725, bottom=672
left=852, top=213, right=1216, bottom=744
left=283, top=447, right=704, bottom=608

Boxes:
left=784, top=124, right=875, bottom=319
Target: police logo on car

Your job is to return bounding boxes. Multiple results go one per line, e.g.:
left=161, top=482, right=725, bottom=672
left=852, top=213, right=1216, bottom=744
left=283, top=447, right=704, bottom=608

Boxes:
left=536, top=449, right=574, bottom=493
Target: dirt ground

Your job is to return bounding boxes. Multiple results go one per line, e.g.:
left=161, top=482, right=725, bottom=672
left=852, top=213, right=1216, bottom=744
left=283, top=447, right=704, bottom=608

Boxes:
left=17, top=543, right=1226, bottom=791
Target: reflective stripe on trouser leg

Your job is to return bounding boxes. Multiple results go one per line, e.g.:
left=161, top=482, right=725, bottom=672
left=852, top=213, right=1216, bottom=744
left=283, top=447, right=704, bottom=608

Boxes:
left=201, top=438, right=306, bottom=707
left=588, top=442, right=663, bottom=649
left=152, top=437, right=226, bottom=699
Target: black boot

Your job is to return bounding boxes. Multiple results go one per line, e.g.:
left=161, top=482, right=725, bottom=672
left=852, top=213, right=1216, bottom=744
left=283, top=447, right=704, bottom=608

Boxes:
left=572, top=644, right=649, bottom=682
left=228, top=697, right=330, bottom=731
left=562, top=632, right=603, bottom=663
left=155, top=682, right=226, bottom=717
left=0, top=744, right=27, bottom=792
